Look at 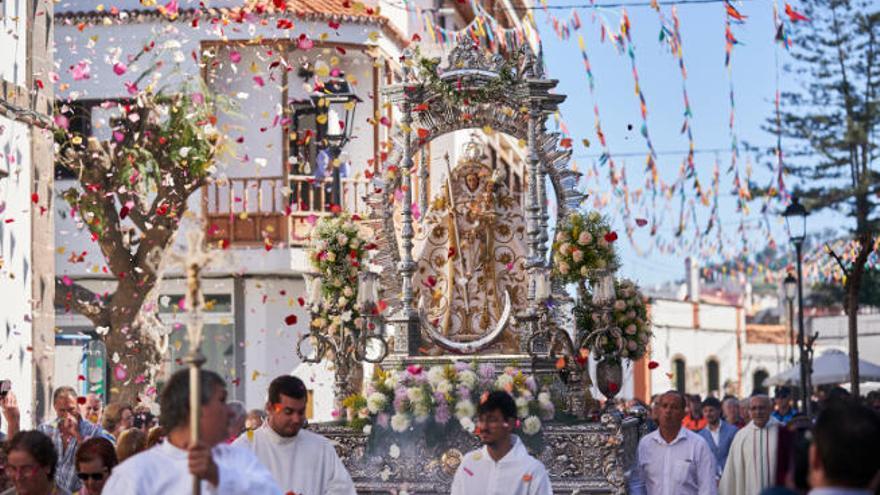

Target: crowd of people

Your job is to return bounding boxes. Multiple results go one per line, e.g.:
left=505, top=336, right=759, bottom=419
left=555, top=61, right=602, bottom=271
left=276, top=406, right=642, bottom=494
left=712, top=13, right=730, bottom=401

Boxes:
left=628, top=387, right=880, bottom=495
left=0, top=372, right=877, bottom=495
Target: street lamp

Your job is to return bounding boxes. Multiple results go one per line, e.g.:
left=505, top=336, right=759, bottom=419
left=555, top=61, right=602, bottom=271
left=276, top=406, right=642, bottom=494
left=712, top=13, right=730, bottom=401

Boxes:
left=783, top=273, right=797, bottom=366
left=312, top=74, right=361, bottom=207
left=782, top=196, right=812, bottom=417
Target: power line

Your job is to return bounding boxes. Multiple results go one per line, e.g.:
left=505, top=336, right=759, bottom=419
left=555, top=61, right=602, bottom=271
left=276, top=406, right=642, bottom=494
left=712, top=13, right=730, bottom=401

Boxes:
left=390, top=0, right=756, bottom=12
left=572, top=146, right=780, bottom=159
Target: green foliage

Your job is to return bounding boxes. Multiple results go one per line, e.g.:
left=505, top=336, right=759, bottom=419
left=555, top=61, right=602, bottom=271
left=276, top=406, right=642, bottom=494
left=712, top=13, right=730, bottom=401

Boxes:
left=575, top=279, right=652, bottom=362
left=416, top=54, right=519, bottom=106
left=775, top=0, right=879, bottom=228
left=810, top=268, right=880, bottom=309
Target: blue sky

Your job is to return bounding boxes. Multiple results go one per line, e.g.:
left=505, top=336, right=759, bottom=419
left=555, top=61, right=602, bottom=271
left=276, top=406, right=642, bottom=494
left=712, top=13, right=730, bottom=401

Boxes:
left=534, top=0, right=842, bottom=287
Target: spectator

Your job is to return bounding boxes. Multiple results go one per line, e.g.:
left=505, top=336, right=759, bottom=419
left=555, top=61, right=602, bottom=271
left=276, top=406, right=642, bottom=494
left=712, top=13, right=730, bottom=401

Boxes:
left=696, top=397, right=738, bottom=480
left=740, top=398, right=752, bottom=424
left=115, top=429, right=146, bottom=463
left=629, top=390, right=717, bottom=495
left=37, top=387, right=106, bottom=493
left=145, top=426, right=164, bottom=449
left=683, top=394, right=708, bottom=431
left=74, top=437, right=117, bottom=495
left=226, top=401, right=247, bottom=443
left=807, top=401, right=880, bottom=495
left=78, top=395, right=103, bottom=426
left=866, top=390, right=880, bottom=414
left=130, top=407, right=156, bottom=435
left=722, top=396, right=745, bottom=428
left=1, top=391, right=21, bottom=443
left=772, top=387, right=798, bottom=425
left=244, top=409, right=266, bottom=431
left=2, top=430, right=66, bottom=495
left=100, top=404, right=133, bottom=443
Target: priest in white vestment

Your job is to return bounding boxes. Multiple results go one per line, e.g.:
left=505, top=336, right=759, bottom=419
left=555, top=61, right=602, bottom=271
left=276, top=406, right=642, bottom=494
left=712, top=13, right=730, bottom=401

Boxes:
left=451, top=391, right=552, bottom=495
left=719, top=395, right=781, bottom=495
left=233, top=375, right=356, bottom=495
left=104, top=369, right=282, bottom=495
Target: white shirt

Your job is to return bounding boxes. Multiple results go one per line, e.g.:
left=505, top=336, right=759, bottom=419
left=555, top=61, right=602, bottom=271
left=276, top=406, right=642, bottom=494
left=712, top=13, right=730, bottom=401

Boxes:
left=708, top=424, right=721, bottom=446
left=102, top=440, right=283, bottom=495
left=629, top=427, right=718, bottom=495
left=450, top=435, right=552, bottom=495
left=232, top=424, right=356, bottom=495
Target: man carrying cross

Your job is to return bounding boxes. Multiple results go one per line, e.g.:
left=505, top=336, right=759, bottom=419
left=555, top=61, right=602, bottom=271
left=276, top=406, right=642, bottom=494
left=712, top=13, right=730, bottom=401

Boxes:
left=103, top=369, right=282, bottom=494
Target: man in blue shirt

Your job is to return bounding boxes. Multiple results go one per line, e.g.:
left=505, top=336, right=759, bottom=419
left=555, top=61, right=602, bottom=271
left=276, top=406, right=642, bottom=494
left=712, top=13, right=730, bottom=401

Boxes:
left=37, top=386, right=109, bottom=493
left=696, top=397, right=738, bottom=479
left=772, top=387, right=798, bottom=425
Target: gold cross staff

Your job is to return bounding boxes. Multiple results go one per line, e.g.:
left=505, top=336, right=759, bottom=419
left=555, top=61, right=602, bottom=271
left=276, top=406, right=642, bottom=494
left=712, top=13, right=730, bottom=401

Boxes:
left=166, top=228, right=218, bottom=495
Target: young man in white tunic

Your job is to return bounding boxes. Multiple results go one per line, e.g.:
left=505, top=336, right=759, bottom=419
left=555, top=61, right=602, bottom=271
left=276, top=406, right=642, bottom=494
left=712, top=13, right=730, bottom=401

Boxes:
left=719, top=394, right=781, bottom=495
left=232, top=375, right=356, bottom=495
left=450, top=391, right=552, bottom=495
left=103, top=369, right=283, bottom=495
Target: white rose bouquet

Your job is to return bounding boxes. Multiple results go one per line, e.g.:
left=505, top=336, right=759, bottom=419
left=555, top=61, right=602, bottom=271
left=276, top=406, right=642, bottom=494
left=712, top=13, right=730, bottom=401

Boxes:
left=552, top=211, right=618, bottom=284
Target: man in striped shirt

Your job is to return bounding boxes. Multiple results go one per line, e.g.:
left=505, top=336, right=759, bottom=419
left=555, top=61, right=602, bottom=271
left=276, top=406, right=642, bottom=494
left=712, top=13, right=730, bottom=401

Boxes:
left=37, top=386, right=109, bottom=493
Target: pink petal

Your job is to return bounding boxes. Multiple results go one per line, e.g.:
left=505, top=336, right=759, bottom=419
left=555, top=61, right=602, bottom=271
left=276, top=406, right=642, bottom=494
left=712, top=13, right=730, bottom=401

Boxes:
left=112, top=62, right=127, bottom=76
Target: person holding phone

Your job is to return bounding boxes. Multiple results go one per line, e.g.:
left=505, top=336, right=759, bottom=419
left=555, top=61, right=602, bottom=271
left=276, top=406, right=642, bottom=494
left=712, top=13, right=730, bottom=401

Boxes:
left=0, top=381, right=21, bottom=443
left=37, top=387, right=107, bottom=494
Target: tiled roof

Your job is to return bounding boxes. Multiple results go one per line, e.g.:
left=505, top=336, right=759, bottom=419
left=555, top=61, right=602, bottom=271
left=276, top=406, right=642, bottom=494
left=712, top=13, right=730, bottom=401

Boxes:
left=245, top=0, right=381, bottom=18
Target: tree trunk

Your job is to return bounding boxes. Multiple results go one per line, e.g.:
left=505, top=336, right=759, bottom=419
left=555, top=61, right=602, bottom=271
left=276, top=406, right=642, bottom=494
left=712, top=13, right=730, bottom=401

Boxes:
left=104, top=281, right=162, bottom=405
left=845, top=232, right=871, bottom=397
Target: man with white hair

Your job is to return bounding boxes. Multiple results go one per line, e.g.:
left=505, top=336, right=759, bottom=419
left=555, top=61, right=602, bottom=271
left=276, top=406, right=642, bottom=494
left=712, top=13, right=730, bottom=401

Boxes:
left=719, top=394, right=781, bottom=495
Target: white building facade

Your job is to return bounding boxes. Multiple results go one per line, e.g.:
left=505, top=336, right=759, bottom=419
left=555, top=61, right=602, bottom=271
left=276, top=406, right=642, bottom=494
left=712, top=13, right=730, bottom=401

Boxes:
left=0, top=0, right=56, bottom=429
left=53, top=0, right=533, bottom=419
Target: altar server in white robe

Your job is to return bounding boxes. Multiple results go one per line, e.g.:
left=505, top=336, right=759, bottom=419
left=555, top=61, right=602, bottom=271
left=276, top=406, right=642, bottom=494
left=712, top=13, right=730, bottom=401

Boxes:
left=233, top=375, right=356, bottom=495
left=719, top=395, right=781, bottom=495
left=451, top=391, right=552, bottom=495
left=103, top=369, right=282, bottom=495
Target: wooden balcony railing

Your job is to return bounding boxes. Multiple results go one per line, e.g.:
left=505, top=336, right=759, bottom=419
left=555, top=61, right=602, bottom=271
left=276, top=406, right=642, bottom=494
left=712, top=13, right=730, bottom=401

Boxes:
left=203, top=175, right=371, bottom=247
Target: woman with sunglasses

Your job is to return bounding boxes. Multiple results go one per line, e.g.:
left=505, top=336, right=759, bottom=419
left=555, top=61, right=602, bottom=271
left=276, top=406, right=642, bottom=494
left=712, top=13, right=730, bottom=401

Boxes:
left=72, top=438, right=116, bottom=495
left=1, top=430, right=66, bottom=495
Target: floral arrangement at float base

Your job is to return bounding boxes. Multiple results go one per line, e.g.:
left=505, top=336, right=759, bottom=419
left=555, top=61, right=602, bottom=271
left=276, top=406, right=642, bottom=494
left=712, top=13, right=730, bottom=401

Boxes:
left=306, top=213, right=375, bottom=336
left=552, top=211, right=618, bottom=284
left=576, top=279, right=652, bottom=363
left=342, top=362, right=556, bottom=440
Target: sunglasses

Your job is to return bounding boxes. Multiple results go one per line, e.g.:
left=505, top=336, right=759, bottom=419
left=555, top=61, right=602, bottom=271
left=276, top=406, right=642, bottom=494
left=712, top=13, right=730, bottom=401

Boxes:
left=77, top=471, right=107, bottom=481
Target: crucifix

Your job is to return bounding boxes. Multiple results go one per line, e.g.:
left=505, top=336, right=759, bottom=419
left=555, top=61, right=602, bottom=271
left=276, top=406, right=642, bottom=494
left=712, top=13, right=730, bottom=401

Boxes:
left=167, top=228, right=217, bottom=495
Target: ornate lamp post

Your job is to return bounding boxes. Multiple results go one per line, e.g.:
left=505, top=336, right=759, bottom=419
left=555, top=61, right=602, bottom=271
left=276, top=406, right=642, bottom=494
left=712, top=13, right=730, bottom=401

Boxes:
left=298, top=270, right=389, bottom=413
left=313, top=75, right=361, bottom=207
left=783, top=196, right=812, bottom=416
left=783, top=273, right=797, bottom=366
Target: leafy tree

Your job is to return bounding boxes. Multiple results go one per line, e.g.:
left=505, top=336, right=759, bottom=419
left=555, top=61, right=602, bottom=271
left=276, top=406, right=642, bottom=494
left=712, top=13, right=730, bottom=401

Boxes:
left=809, top=268, right=880, bottom=310
left=776, top=0, right=879, bottom=395
left=55, top=89, right=222, bottom=403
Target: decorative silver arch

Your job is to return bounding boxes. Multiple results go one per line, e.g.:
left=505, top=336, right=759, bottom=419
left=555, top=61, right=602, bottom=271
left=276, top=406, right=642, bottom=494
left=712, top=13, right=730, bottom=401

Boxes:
left=369, top=39, right=586, bottom=356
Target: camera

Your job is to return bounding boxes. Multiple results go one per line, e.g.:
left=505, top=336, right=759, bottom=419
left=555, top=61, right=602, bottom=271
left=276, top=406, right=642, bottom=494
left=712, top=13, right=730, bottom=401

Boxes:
left=0, top=380, right=10, bottom=399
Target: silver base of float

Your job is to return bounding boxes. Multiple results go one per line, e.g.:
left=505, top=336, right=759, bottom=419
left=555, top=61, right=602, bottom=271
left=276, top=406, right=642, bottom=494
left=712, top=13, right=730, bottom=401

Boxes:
left=313, top=415, right=642, bottom=495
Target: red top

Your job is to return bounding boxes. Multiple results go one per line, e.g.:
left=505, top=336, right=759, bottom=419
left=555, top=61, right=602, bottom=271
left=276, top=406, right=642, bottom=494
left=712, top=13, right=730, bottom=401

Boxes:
left=682, top=414, right=707, bottom=431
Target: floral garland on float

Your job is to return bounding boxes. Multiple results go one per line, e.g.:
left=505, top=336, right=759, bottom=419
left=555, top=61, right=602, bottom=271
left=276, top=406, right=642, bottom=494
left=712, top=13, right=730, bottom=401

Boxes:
left=305, top=212, right=376, bottom=345
left=342, top=362, right=556, bottom=451
left=549, top=210, right=653, bottom=405
left=551, top=211, right=618, bottom=285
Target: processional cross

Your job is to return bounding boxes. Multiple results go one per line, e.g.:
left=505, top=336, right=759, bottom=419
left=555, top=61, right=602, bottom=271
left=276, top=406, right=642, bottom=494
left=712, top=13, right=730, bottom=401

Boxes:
left=166, top=229, right=218, bottom=495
